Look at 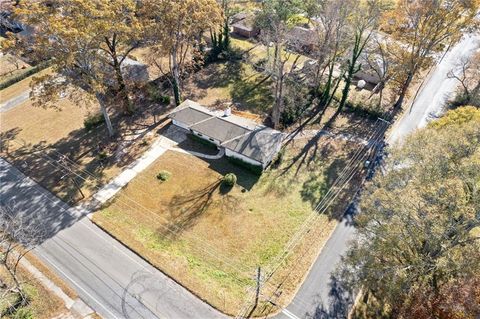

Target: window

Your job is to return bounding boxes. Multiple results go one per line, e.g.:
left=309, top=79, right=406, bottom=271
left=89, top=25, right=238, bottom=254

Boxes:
left=209, top=138, right=214, bottom=142
left=197, top=133, right=203, bottom=136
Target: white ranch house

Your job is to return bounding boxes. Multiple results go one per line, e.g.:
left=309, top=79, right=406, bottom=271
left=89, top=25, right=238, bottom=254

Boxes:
left=169, top=100, right=284, bottom=169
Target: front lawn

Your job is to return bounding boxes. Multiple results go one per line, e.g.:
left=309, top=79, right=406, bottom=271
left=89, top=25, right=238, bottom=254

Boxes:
left=93, top=135, right=360, bottom=315
left=0, top=74, right=161, bottom=204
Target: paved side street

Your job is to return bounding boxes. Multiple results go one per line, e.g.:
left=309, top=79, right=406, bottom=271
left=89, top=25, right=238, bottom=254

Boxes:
left=0, top=158, right=225, bottom=319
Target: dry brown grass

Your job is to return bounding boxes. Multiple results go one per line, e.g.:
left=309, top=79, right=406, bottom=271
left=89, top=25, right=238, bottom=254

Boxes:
left=183, top=61, right=274, bottom=116
left=0, top=54, right=31, bottom=81
left=0, top=68, right=51, bottom=102
left=0, top=263, right=68, bottom=319
left=0, top=95, right=93, bottom=146
left=0, top=71, right=163, bottom=203
left=93, top=135, right=359, bottom=315
left=24, top=252, right=77, bottom=300
left=129, top=46, right=164, bottom=80
left=0, top=79, right=114, bottom=202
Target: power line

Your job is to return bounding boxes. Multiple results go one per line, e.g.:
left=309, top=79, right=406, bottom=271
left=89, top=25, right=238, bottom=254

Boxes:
left=267, top=122, right=388, bottom=315
left=7, top=140, right=290, bottom=311
left=263, top=120, right=388, bottom=280
left=235, top=119, right=389, bottom=318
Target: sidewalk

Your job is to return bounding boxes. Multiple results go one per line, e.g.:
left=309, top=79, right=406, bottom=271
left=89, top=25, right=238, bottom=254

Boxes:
left=20, top=256, right=95, bottom=318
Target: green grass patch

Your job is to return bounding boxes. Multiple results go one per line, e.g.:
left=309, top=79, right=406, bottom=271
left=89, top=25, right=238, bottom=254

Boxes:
left=92, top=137, right=357, bottom=314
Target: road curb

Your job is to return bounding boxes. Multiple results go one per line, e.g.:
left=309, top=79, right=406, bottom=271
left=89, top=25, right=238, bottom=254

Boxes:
left=21, top=256, right=95, bottom=318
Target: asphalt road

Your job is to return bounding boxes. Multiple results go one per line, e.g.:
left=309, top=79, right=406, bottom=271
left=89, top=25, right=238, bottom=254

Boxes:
left=389, top=33, right=480, bottom=143
left=0, top=158, right=225, bottom=319
left=0, top=90, right=30, bottom=112
left=275, top=33, right=480, bottom=319
left=1, top=33, right=478, bottom=319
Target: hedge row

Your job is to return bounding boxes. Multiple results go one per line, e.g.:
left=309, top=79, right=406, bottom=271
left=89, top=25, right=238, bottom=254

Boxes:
left=0, top=60, right=51, bottom=90
left=226, top=156, right=263, bottom=175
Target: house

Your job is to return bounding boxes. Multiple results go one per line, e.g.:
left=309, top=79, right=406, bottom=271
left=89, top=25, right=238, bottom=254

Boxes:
left=121, top=57, right=150, bottom=84
left=230, top=12, right=248, bottom=25
left=286, top=26, right=318, bottom=53
left=169, top=100, right=284, bottom=169
left=231, top=14, right=259, bottom=38
left=354, top=53, right=385, bottom=86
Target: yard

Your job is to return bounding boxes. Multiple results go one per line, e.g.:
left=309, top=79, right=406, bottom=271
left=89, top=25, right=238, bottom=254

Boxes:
left=0, top=53, right=31, bottom=84
left=0, top=266, right=67, bottom=319
left=92, top=133, right=362, bottom=315
left=0, top=252, right=78, bottom=319
left=0, top=72, right=164, bottom=203
left=183, top=60, right=274, bottom=116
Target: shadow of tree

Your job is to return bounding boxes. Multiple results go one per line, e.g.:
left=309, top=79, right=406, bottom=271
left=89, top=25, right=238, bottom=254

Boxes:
left=300, top=172, right=329, bottom=208
left=0, top=164, right=84, bottom=243
left=164, top=180, right=221, bottom=237
left=183, top=61, right=242, bottom=104
left=183, top=60, right=273, bottom=115
left=202, top=157, right=260, bottom=191
left=281, top=131, right=334, bottom=177
left=1, top=102, right=169, bottom=205
left=307, top=272, right=355, bottom=319
left=230, top=72, right=273, bottom=114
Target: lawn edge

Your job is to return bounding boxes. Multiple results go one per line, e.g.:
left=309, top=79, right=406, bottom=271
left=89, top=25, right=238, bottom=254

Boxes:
left=89, top=216, right=238, bottom=317
left=91, top=212, right=339, bottom=318
left=264, top=220, right=338, bottom=317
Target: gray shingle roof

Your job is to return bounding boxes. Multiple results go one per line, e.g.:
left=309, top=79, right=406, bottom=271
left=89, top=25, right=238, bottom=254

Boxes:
left=190, top=117, right=251, bottom=142
left=169, top=100, right=284, bottom=165
left=169, top=105, right=213, bottom=127
left=223, top=127, right=284, bottom=164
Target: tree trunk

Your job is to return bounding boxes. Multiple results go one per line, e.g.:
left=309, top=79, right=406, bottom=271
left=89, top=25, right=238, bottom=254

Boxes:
left=96, top=93, right=114, bottom=137
left=171, top=49, right=182, bottom=106
left=337, top=70, right=353, bottom=115
left=113, top=61, right=133, bottom=115
left=223, top=18, right=230, bottom=50
left=272, top=74, right=284, bottom=129
left=394, top=72, right=414, bottom=109
left=272, top=43, right=284, bottom=129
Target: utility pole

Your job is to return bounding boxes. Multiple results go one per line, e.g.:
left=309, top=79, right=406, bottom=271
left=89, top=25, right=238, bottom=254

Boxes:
left=61, top=173, right=85, bottom=200
left=255, top=266, right=261, bottom=307
left=59, top=155, right=85, bottom=200
left=244, top=266, right=262, bottom=318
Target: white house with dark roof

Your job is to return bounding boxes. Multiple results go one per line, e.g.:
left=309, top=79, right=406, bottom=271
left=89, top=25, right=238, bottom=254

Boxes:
left=169, top=100, right=284, bottom=169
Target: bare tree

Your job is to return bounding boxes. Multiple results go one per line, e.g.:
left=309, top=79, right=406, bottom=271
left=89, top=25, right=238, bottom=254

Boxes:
left=255, top=0, right=303, bottom=129
left=364, top=33, right=393, bottom=107
left=0, top=205, right=44, bottom=316
left=447, top=52, right=480, bottom=107
left=311, top=0, right=352, bottom=117
left=336, top=0, right=385, bottom=117
left=384, top=0, right=479, bottom=109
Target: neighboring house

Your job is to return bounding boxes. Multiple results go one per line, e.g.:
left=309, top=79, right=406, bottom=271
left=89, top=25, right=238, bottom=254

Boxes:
left=121, top=57, right=150, bottom=84
left=169, top=100, right=284, bottom=169
left=286, top=26, right=318, bottom=53
left=230, top=12, right=248, bottom=25
left=231, top=13, right=259, bottom=38
left=354, top=53, right=385, bottom=85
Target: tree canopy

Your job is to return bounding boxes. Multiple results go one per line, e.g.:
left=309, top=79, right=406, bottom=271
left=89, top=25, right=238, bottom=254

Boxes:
left=140, top=0, right=222, bottom=106
left=343, top=106, right=480, bottom=318
left=382, top=0, right=480, bottom=109
left=5, top=0, right=143, bottom=136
